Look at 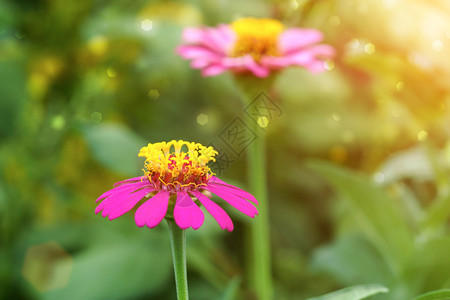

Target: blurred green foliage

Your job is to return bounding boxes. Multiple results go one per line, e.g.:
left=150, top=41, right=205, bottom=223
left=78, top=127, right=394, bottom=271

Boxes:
left=2, top=0, right=450, bottom=299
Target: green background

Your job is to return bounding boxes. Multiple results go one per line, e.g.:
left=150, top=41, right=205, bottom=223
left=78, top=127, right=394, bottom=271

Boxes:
left=2, top=0, right=450, bottom=299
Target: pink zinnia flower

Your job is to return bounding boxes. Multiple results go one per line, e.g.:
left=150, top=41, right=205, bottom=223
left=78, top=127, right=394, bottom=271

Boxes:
left=176, top=17, right=335, bottom=78
left=95, top=140, right=258, bottom=231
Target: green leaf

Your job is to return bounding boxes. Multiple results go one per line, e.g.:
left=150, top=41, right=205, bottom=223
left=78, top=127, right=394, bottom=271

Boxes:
left=413, top=289, right=450, bottom=300
left=218, top=276, right=241, bottom=300
left=0, top=61, right=26, bottom=138
left=405, top=237, right=450, bottom=292
left=82, top=123, right=145, bottom=176
left=43, top=241, right=171, bottom=300
left=307, top=160, right=414, bottom=270
left=307, top=284, right=389, bottom=300
left=312, top=234, right=394, bottom=286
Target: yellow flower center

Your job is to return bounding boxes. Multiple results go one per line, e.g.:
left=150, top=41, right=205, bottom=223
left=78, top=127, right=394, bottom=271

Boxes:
left=230, top=18, right=284, bottom=62
left=138, top=140, right=218, bottom=190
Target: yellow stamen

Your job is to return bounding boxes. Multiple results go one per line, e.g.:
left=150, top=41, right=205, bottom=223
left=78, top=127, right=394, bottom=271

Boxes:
left=231, top=18, right=284, bottom=61
left=138, top=140, right=218, bottom=188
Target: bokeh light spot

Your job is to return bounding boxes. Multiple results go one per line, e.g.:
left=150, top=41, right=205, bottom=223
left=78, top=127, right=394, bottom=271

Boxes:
left=141, top=19, right=153, bottom=31
left=396, top=81, right=404, bottom=92
left=332, top=113, right=341, bottom=122
left=432, top=40, right=444, bottom=52
left=51, top=115, right=65, bottom=130
left=324, top=60, right=335, bottom=71
left=408, top=52, right=432, bottom=70
left=383, top=0, right=398, bottom=10
left=90, top=112, right=103, bottom=123
left=374, top=172, right=385, bottom=184
left=87, top=36, right=108, bottom=56
left=328, top=16, right=341, bottom=27
left=417, top=130, right=428, bottom=142
left=148, top=89, right=160, bottom=100
left=106, top=67, right=117, bottom=78
left=257, top=116, right=269, bottom=128
left=348, top=39, right=360, bottom=49
left=364, top=43, right=376, bottom=54
left=196, top=113, right=209, bottom=126
left=22, top=242, right=72, bottom=292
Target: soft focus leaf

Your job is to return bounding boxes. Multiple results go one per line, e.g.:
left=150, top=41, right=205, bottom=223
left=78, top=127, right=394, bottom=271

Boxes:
left=43, top=241, right=171, bottom=300
left=82, top=123, right=145, bottom=176
left=218, top=276, right=241, bottom=300
left=0, top=61, right=26, bottom=138
left=307, top=284, right=389, bottom=300
left=307, top=160, right=414, bottom=269
left=311, top=234, right=394, bottom=286
left=405, top=237, right=450, bottom=292
left=413, top=289, right=450, bottom=300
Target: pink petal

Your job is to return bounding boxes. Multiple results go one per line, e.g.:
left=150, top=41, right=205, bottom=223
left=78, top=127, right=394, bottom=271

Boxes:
left=96, top=181, right=149, bottom=203
left=96, top=185, right=130, bottom=203
left=260, top=55, right=289, bottom=68
left=223, top=55, right=270, bottom=78
left=307, top=44, right=335, bottom=57
left=202, top=64, right=228, bottom=76
left=182, top=27, right=206, bottom=44
left=173, top=192, right=204, bottom=230
left=191, top=59, right=212, bottom=69
left=113, top=176, right=145, bottom=187
left=96, top=185, right=146, bottom=214
left=176, top=45, right=222, bottom=60
left=193, top=191, right=233, bottom=231
left=263, top=44, right=335, bottom=70
left=203, top=25, right=235, bottom=54
left=205, top=186, right=258, bottom=218
left=134, top=191, right=170, bottom=228
left=279, top=29, right=324, bottom=54
left=207, top=177, right=258, bottom=205
left=107, top=189, right=155, bottom=220
left=303, top=60, right=329, bottom=73
left=181, top=25, right=235, bottom=54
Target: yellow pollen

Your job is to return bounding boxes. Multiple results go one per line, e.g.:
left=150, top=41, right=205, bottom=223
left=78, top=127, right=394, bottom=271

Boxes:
left=138, top=140, right=218, bottom=188
left=230, top=18, right=284, bottom=61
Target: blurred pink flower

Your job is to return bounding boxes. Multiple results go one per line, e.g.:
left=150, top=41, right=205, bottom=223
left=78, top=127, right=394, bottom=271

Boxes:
left=176, top=18, right=335, bottom=78
left=95, top=140, right=258, bottom=231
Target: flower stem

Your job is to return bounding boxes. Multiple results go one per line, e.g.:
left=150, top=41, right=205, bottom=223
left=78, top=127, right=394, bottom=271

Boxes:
left=167, top=219, right=189, bottom=300
left=247, top=128, right=272, bottom=300
left=234, top=74, right=275, bottom=300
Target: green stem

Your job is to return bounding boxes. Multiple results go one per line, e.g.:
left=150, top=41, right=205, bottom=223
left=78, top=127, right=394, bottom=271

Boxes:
left=234, top=74, right=274, bottom=300
left=167, top=219, right=189, bottom=300
left=247, top=127, right=272, bottom=300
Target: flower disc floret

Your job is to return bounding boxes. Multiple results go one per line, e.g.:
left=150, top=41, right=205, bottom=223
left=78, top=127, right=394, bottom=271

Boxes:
left=138, top=140, right=218, bottom=191
left=231, top=18, right=284, bottom=61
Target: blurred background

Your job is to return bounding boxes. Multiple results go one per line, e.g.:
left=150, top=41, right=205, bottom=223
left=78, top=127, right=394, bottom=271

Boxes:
left=2, top=0, right=450, bottom=299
